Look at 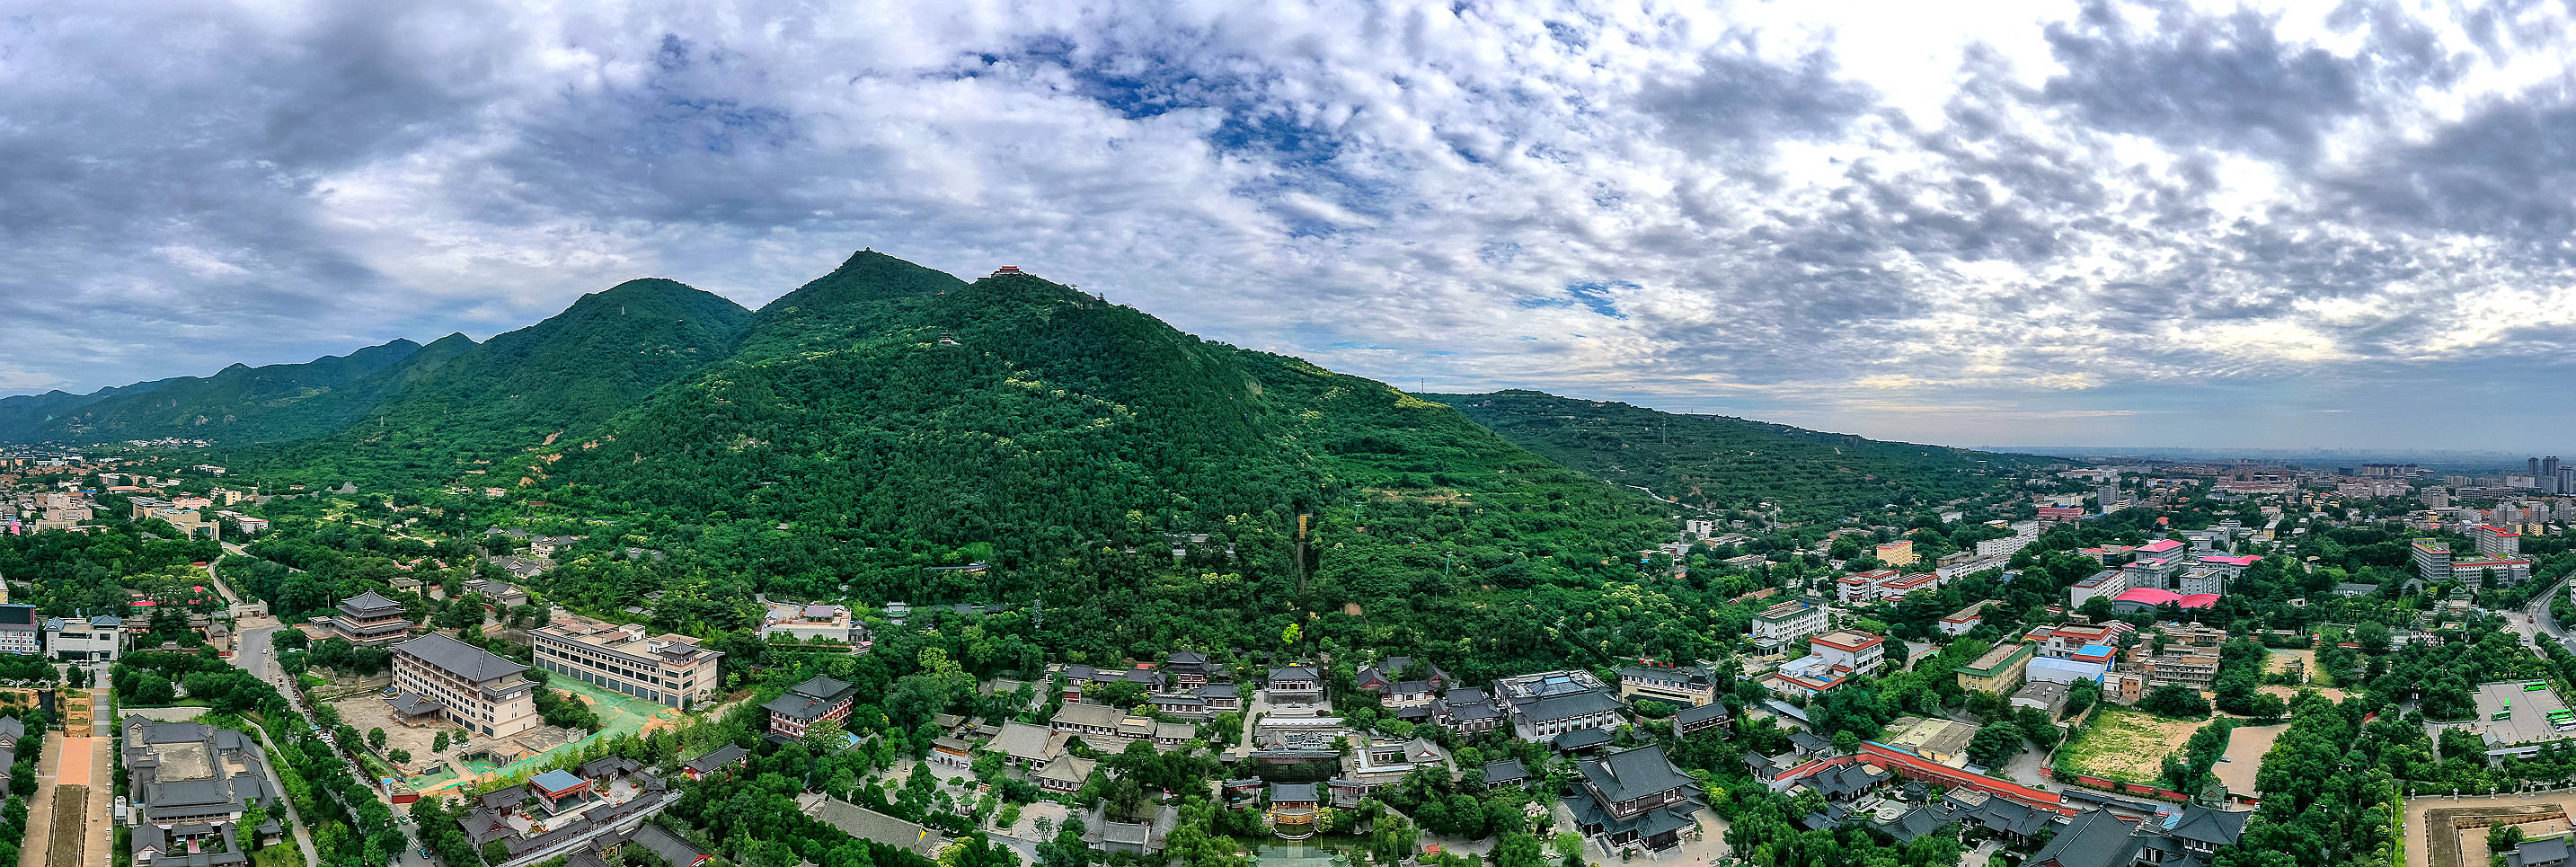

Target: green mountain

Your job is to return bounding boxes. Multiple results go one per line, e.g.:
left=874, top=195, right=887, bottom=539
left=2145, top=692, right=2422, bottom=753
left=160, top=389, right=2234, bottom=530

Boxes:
left=544, top=252, right=1323, bottom=561
left=288, top=278, right=756, bottom=480
left=0, top=339, right=438, bottom=444
left=1424, top=390, right=2057, bottom=523
left=514, top=253, right=1677, bottom=664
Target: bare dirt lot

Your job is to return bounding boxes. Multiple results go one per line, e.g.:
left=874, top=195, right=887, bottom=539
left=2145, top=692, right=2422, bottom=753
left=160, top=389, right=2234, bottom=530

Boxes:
left=2213, top=722, right=2286, bottom=797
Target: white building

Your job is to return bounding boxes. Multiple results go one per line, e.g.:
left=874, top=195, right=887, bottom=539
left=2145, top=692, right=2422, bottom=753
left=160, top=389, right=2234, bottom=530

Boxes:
left=45, top=615, right=121, bottom=662
left=1751, top=599, right=1828, bottom=652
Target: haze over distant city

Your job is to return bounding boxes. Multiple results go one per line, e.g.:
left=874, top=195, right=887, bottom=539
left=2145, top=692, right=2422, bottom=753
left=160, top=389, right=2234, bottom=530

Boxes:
left=8, top=1, right=2576, bottom=450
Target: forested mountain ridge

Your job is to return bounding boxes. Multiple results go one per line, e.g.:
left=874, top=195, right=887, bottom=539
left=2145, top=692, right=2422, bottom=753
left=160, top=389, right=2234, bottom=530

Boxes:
left=518, top=253, right=1683, bottom=666
left=0, top=337, right=440, bottom=444
left=283, top=278, right=756, bottom=482
left=1425, top=390, right=2058, bottom=523
left=537, top=254, right=1328, bottom=586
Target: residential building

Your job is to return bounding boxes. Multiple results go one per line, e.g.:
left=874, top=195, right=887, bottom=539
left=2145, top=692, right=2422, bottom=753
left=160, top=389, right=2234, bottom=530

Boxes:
left=2413, top=540, right=2453, bottom=584
left=45, top=615, right=121, bottom=662
left=765, top=677, right=859, bottom=740
left=322, top=591, right=412, bottom=648
left=2477, top=524, right=2524, bottom=557
left=1672, top=703, right=1730, bottom=738
left=2071, top=571, right=2129, bottom=609
left=1617, top=664, right=1718, bottom=707
left=2102, top=671, right=2147, bottom=705
left=1957, top=643, right=2034, bottom=695
left=532, top=615, right=722, bottom=708
left=1940, top=602, right=1993, bottom=636
left=1876, top=540, right=1917, bottom=567
left=2143, top=643, right=2221, bottom=689
left=2027, top=622, right=2134, bottom=658
left=1808, top=631, right=1886, bottom=672
left=389, top=633, right=540, bottom=739
left=1562, top=746, right=1704, bottom=853
left=1751, top=599, right=1828, bottom=652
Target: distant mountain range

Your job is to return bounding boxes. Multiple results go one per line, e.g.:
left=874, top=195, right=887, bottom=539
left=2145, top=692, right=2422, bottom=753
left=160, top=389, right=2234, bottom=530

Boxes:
left=0, top=252, right=2051, bottom=584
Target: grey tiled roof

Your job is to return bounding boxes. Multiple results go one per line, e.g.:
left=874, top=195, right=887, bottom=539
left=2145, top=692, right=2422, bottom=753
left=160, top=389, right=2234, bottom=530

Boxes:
left=394, top=633, right=527, bottom=682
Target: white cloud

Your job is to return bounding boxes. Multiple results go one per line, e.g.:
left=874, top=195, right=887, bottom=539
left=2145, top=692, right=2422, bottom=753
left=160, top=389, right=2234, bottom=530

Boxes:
left=6, top=0, right=2576, bottom=448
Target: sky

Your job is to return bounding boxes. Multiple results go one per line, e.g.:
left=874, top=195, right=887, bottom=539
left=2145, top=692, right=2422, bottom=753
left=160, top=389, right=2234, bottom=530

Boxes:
left=6, top=0, right=2576, bottom=452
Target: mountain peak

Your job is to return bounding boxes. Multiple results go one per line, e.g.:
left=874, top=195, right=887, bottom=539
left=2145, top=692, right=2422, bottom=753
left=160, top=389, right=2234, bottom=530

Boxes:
left=757, top=250, right=965, bottom=315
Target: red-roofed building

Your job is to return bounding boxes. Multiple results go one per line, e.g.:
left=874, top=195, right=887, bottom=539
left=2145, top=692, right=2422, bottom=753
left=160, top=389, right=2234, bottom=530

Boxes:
left=2110, top=588, right=2220, bottom=614
left=1809, top=631, right=1886, bottom=671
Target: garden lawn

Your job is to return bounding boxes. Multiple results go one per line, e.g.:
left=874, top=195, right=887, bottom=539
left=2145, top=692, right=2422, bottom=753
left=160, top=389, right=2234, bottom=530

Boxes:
left=2056, top=707, right=2200, bottom=784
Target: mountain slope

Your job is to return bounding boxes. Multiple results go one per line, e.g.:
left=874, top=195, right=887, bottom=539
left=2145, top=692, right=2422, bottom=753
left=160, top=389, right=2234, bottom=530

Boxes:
left=0, top=339, right=440, bottom=444
left=512, top=254, right=1672, bottom=634
left=287, top=278, right=755, bottom=480
left=1425, top=390, right=2057, bottom=522
left=542, top=254, right=1320, bottom=561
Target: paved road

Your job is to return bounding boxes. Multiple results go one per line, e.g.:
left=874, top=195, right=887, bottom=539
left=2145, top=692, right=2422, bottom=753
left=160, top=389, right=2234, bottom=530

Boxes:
left=235, top=623, right=280, bottom=683
left=2522, top=578, right=2572, bottom=649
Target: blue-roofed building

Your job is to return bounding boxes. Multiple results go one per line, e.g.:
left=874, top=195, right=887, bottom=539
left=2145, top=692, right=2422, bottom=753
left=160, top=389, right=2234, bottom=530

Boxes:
left=530, top=768, right=593, bottom=814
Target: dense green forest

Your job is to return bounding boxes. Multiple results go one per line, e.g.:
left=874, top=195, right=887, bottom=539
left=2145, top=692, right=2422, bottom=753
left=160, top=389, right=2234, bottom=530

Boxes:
left=0, top=251, right=2070, bottom=671
left=1423, top=390, right=2058, bottom=523
left=0, top=337, right=459, bottom=444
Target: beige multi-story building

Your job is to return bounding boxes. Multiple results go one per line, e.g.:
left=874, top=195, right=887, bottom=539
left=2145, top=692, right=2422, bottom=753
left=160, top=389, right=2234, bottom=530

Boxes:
left=1956, top=642, right=2034, bottom=695
left=390, top=633, right=539, bottom=739
left=531, top=615, right=723, bottom=708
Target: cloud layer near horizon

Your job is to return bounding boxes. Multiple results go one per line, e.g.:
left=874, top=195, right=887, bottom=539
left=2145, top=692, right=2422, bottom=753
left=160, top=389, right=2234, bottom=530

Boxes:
left=7, top=0, right=2576, bottom=449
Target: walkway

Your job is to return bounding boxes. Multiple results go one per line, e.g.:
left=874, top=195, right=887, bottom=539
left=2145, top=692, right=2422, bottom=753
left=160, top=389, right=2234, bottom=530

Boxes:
left=16, top=731, right=58, bottom=867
